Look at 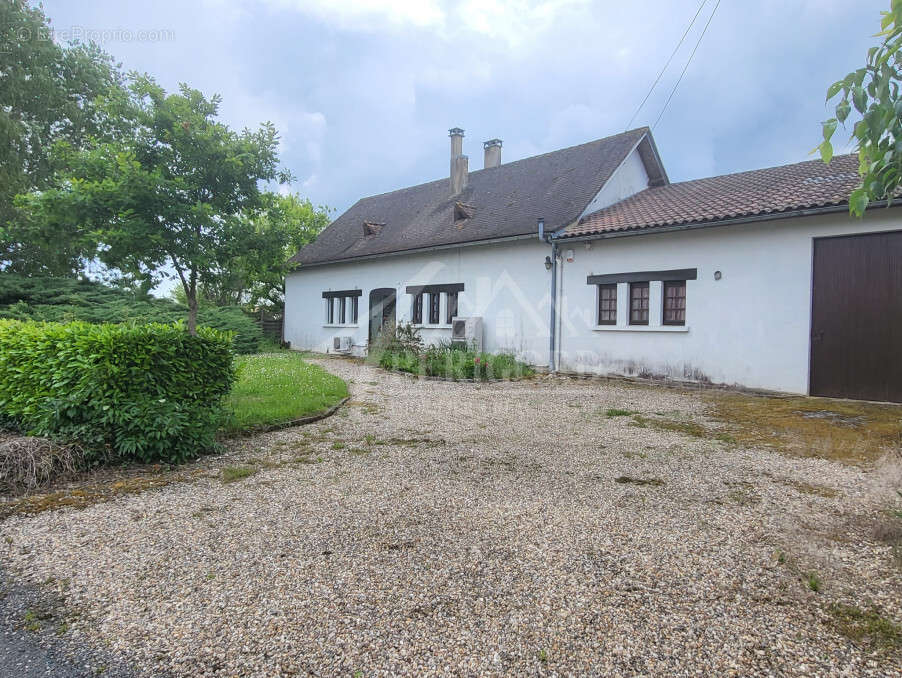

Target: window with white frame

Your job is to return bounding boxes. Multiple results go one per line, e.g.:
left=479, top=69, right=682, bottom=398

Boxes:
left=322, top=290, right=361, bottom=325
left=587, top=269, right=696, bottom=329
left=406, top=283, right=464, bottom=325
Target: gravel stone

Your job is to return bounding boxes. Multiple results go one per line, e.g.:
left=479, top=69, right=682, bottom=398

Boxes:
left=1, top=357, right=900, bottom=677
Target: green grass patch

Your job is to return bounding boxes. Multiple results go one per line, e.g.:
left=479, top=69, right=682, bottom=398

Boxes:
left=221, top=466, right=257, bottom=483
left=605, top=408, right=635, bottom=417
left=224, top=353, right=348, bottom=434
left=827, top=603, right=902, bottom=653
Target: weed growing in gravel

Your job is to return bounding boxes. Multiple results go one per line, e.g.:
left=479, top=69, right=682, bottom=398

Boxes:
left=827, top=603, right=902, bottom=652
left=806, top=572, right=823, bottom=592
left=331, top=442, right=346, bottom=450
left=605, top=408, right=635, bottom=417
left=23, top=609, right=41, bottom=632
left=615, top=475, right=664, bottom=487
left=775, top=550, right=787, bottom=565
left=349, top=448, right=369, bottom=456
left=537, top=649, right=548, bottom=663
left=364, top=434, right=377, bottom=446
left=220, top=466, right=257, bottom=483
left=777, top=478, right=839, bottom=498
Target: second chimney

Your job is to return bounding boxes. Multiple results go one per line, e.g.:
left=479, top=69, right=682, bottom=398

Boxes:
left=449, top=127, right=468, bottom=195
left=483, top=139, right=502, bottom=169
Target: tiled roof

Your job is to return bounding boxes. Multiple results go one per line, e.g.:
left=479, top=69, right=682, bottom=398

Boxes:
left=562, top=154, right=862, bottom=238
left=291, top=128, right=652, bottom=265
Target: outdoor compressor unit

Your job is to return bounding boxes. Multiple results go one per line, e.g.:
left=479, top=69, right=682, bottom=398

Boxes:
left=451, top=317, right=483, bottom=352
left=333, top=336, right=352, bottom=353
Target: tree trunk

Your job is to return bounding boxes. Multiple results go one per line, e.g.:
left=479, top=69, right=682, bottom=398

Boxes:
left=187, top=269, right=198, bottom=335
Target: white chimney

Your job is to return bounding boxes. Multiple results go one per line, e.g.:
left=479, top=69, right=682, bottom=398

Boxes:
left=449, top=127, right=468, bottom=194
left=483, top=139, right=502, bottom=169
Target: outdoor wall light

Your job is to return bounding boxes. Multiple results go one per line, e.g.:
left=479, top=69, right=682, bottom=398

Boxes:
left=544, top=256, right=553, bottom=270
left=714, top=270, right=722, bottom=280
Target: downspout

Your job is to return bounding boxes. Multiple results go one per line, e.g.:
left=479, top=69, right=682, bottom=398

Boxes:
left=539, top=217, right=557, bottom=372
left=549, top=241, right=558, bottom=372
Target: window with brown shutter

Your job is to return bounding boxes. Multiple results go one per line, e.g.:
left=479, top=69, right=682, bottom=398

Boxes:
left=629, top=282, right=649, bottom=325
left=663, top=281, right=686, bottom=325
left=597, top=284, right=617, bottom=325
left=428, top=292, right=440, bottom=324
left=412, top=293, right=423, bottom=324
left=446, top=291, right=458, bottom=324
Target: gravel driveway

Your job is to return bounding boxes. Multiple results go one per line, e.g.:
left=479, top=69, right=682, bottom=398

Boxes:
left=2, top=357, right=900, bottom=677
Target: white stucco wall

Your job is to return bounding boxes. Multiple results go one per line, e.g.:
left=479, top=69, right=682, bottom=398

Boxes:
left=284, top=239, right=552, bottom=364
left=286, top=208, right=902, bottom=394
left=555, top=210, right=902, bottom=393
left=579, top=147, right=649, bottom=218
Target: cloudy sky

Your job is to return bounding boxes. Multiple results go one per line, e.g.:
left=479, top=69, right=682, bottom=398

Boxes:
left=42, top=0, right=883, bottom=216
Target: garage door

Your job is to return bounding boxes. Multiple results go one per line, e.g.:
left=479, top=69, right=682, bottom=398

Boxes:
left=809, top=230, right=902, bottom=402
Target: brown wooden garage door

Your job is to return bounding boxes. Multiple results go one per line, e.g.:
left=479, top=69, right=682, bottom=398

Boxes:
left=809, top=230, right=902, bottom=402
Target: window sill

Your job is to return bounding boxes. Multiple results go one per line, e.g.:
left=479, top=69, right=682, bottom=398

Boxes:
left=413, top=323, right=453, bottom=329
left=593, top=325, right=689, bottom=333
left=323, top=324, right=359, bottom=329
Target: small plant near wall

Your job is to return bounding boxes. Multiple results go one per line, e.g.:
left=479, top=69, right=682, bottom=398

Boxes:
left=373, top=325, right=534, bottom=381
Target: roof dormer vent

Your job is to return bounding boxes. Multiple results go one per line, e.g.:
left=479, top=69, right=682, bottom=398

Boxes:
left=454, top=202, right=474, bottom=222
left=363, top=221, right=384, bottom=236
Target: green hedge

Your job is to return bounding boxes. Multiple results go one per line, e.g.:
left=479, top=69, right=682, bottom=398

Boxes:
left=0, top=275, right=263, bottom=354
left=0, top=320, right=235, bottom=464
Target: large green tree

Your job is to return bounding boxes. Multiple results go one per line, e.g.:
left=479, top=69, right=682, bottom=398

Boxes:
left=18, top=75, right=292, bottom=333
left=820, top=0, right=902, bottom=216
left=0, top=0, right=121, bottom=274
left=199, top=193, right=330, bottom=310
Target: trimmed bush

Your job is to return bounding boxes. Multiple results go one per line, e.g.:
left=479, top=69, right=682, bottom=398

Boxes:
left=0, top=320, right=235, bottom=464
left=0, top=275, right=263, bottom=354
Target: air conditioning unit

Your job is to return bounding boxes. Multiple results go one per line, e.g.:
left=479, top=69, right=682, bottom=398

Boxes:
left=451, top=317, right=483, bottom=352
left=333, top=336, right=352, bottom=353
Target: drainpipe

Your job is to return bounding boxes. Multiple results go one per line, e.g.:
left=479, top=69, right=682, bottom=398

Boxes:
left=539, top=217, right=557, bottom=372
left=549, top=240, right=558, bottom=372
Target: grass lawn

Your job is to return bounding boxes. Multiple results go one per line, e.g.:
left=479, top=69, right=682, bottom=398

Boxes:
left=224, top=353, right=348, bottom=434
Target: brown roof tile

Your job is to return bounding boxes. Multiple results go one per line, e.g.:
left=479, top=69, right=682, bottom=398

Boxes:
left=292, top=128, right=652, bottom=265
left=563, top=154, right=862, bottom=238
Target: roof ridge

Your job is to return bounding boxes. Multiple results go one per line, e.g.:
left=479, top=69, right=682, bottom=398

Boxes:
left=662, top=153, right=858, bottom=190
left=348, top=127, right=649, bottom=204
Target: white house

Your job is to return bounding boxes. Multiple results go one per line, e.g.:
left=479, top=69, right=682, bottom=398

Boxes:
left=285, top=127, right=902, bottom=403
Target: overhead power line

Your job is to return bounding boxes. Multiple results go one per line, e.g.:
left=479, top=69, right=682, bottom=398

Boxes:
left=652, top=0, right=723, bottom=131
left=626, top=0, right=709, bottom=131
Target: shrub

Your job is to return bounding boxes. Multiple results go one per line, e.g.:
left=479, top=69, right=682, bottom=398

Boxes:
left=0, top=320, right=235, bottom=464
left=0, top=275, right=263, bottom=353
left=0, top=435, right=85, bottom=494
left=374, top=327, right=534, bottom=381
left=367, top=322, right=422, bottom=365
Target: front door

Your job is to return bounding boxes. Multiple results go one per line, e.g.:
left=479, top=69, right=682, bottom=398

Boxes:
left=368, top=288, right=396, bottom=344
left=809, top=230, right=902, bottom=402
